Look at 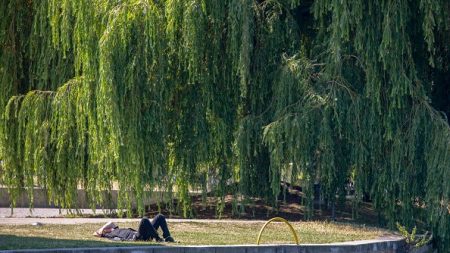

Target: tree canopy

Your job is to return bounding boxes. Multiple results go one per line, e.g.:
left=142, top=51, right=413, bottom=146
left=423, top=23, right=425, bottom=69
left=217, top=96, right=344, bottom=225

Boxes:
left=0, top=0, right=449, bottom=251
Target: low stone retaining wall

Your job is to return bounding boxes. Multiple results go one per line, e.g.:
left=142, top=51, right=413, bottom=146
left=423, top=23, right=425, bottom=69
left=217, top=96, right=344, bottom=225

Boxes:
left=0, top=237, right=407, bottom=253
left=409, top=244, right=435, bottom=253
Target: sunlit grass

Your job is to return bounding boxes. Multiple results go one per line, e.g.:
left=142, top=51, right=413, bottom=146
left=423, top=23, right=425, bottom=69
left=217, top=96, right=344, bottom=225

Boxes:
left=0, top=221, right=389, bottom=250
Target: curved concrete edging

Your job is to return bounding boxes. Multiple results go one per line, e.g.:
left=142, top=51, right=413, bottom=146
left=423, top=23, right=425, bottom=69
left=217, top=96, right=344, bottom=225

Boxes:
left=0, top=236, right=406, bottom=253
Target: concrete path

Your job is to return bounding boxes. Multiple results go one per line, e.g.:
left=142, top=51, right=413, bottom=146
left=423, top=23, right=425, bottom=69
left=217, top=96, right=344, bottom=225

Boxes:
left=0, top=208, right=267, bottom=225
left=0, top=207, right=141, bottom=218
left=0, top=208, right=105, bottom=218
left=0, top=217, right=268, bottom=225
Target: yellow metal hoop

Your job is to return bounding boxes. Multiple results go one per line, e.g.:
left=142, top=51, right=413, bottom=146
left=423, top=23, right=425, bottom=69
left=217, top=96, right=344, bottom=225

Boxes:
left=256, top=217, right=299, bottom=245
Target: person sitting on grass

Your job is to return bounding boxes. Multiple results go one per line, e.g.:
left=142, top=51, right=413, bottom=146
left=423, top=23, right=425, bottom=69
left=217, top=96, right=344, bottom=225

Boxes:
left=93, top=214, right=175, bottom=242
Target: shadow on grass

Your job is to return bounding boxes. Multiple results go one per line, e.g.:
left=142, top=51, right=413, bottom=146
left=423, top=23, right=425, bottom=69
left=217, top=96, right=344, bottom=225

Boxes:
left=0, top=235, right=163, bottom=250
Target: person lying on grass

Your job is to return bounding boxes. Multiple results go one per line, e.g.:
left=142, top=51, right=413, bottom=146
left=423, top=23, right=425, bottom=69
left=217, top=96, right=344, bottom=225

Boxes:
left=93, top=214, right=175, bottom=242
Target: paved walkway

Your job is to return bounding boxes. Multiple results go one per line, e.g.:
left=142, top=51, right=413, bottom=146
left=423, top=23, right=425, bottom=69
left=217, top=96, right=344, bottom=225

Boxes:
left=0, top=208, right=108, bottom=218
left=0, top=207, right=139, bottom=219
left=0, top=217, right=269, bottom=225
left=0, top=208, right=266, bottom=225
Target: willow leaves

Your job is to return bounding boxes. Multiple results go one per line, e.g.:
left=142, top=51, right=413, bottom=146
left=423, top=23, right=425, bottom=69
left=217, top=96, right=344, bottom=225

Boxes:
left=0, top=0, right=449, bottom=251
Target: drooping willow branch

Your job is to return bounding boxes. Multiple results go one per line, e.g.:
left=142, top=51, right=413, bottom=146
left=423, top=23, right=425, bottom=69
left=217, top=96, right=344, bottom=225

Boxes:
left=0, top=0, right=449, bottom=251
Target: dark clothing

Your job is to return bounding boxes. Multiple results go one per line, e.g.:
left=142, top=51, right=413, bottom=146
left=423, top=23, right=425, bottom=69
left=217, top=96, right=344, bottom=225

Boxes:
left=103, top=228, right=137, bottom=241
left=136, top=214, right=171, bottom=240
left=103, top=214, right=171, bottom=241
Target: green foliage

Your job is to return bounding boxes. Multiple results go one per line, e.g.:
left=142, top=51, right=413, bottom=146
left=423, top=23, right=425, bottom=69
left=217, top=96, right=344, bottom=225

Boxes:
left=2, top=95, right=26, bottom=208
left=50, top=79, right=88, bottom=208
left=396, top=222, right=433, bottom=248
left=311, top=0, right=449, bottom=250
left=0, top=0, right=449, bottom=251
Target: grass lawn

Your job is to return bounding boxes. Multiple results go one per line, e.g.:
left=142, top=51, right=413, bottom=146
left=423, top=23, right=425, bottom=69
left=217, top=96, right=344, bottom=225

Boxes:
left=0, top=221, right=390, bottom=250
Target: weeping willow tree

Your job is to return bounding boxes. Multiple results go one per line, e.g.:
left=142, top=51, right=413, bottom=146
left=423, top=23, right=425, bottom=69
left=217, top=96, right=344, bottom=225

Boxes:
left=233, top=0, right=302, bottom=202
left=1, top=0, right=449, bottom=251
left=308, top=0, right=449, bottom=250
left=262, top=0, right=449, bottom=250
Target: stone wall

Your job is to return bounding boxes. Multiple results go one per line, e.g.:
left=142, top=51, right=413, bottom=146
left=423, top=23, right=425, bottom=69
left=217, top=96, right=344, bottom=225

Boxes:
left=0, top=237, right=408, bottom=253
